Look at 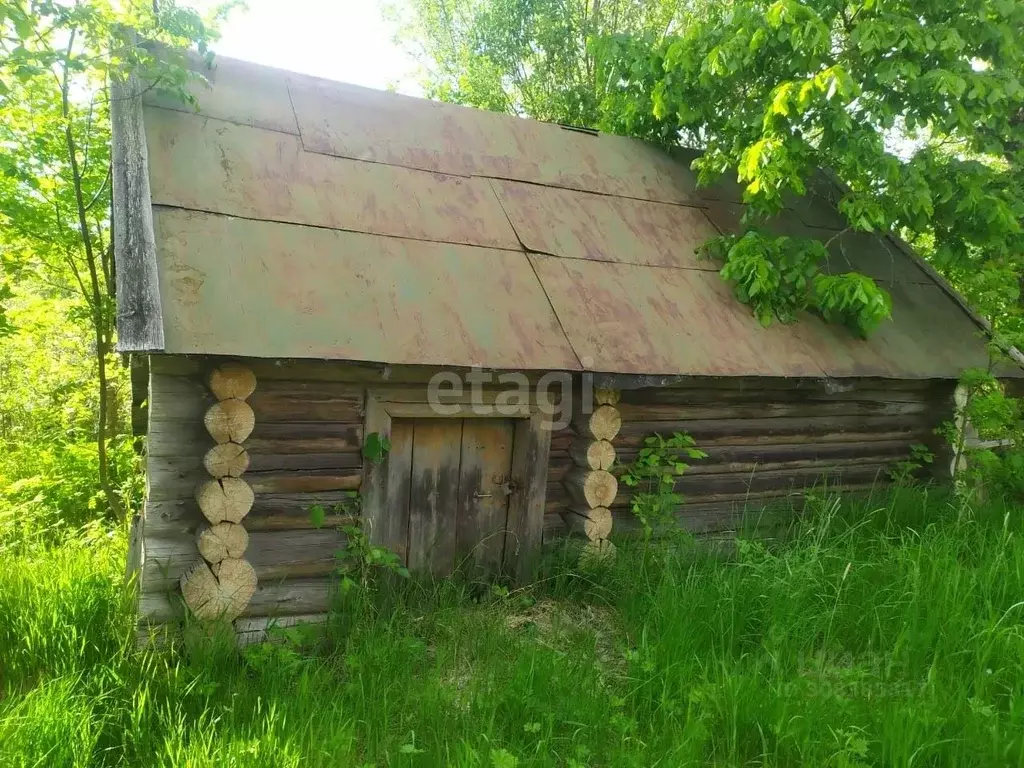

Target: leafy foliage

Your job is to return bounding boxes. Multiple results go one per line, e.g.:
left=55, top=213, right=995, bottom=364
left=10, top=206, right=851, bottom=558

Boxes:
left=0, top=0, right=230, bottom=518
left=596, top=0, right=1024, bottom=343
left=703, top=229, right=891, bottom=335
left=620, top=431, right=706, bottom=540
left=943, top=367, right=1024, bottom=500
left=391, top=0, right=686, bottom=127
left=362, top=431, right=392, bottom=464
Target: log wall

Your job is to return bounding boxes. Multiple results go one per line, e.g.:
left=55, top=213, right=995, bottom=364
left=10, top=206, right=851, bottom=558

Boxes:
left=138, top=355, right=564, bottom=640
left=140, top=356, right=365, bottom=637
left=543, top=377, right=955, bottom=539
left=139, top=356, right=955, bottom=639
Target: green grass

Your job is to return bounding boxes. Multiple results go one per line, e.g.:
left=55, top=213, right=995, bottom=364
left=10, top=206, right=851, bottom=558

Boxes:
left=1, top=489, right=1023, bottom=767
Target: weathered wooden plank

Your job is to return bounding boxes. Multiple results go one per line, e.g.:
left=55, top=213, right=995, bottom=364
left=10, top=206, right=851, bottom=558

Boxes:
left=246, top=423, right=363, bottom=453
left=147, top=466, right=362, bottom=504
left=246, top=451, right=362, bottom=473
left=544, top=480, right=886, bottom=514
left=379, top=419, right=414, bottom=564
left=614, top=418, right=937, bottom=448
left=618, top=384, right=953, bottom=406
left=246, top=381, right=364, bottom=423
left=456, top=419, right=515, bottom=575
left=549, top=441, right=918, bottom=483
left=140, top=577, right=334, bottom=622
left=145, top=495, right=359, bottom=537
left=147, top=422, right=363, bottom=459
left=374, top=386, right=560, bottom=409
left=408, top=419, right=463, bottom=576
left=629, top=376, right=951, bottom=393
left=384, top=402, right=534, bottom=419
left=245, top=529, right=345, bottom=581
left=246, top=469, right=362, bottom=495
left=615, top=399, right=934, bottom=422
left=249, top=492, right=360, bottom=530
left=140, top=535, right=199, bottom=593
left=234, top=613, right=329, bottom=646
left=144, top=499, right=201, bottom=538
left=506, top=412, right=553, bottom=581
left=149, top=373, right=213, bottom=422
left=141, top=529, right=345, bottom=592
left=150, top=354, right=555, bottom=385
left=111, top=64, right=164, bottom=353
left=147, top=454, right=205, bottom=501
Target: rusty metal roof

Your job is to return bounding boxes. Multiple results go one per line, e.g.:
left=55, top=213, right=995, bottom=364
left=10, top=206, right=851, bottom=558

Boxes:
left=131, top=54, right=1002, bottom=378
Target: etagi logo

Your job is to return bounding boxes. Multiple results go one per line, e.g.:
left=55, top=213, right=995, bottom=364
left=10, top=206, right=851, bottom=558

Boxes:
left=425, top=359, right=597, bottom=431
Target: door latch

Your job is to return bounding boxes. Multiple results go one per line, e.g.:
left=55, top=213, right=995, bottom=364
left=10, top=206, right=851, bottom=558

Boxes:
left=475, top=477, right=520, bottom=499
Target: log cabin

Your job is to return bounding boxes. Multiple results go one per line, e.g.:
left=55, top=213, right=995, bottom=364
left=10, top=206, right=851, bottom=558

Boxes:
left=112, top=54, right=1016, bottom=643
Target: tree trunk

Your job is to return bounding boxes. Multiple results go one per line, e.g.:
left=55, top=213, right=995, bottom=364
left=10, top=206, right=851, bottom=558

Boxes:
left=61, top=32, right=124, bottom=520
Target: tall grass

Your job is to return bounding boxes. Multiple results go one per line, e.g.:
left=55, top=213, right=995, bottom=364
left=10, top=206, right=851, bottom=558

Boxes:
left=1, top=489, right=1022, bottom=766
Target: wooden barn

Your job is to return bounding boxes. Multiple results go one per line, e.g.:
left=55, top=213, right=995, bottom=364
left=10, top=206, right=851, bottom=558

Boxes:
left=112, top=55, right=1009, bottom=641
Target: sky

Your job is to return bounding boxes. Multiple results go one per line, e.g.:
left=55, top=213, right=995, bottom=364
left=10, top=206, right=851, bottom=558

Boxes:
left=197, top=0, right=422, bottom=94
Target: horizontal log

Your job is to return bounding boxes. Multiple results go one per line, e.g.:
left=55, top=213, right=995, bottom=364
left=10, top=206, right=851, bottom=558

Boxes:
left=247, top=380, right=364, bottom=423
left=146, top=493, right=360, bottom=536
left=234, top=613, right=329, bottom=646
left=150, top=374, right=214, bottom=421
left=247, top=469, right=362, bottom=494
left=552, top=438, right=922, bottom=478
left=546, top=487, right=882, bottom=540
left=151, top=354, right=555, bottom=385
left=152, top=465, right=361, bottom=507
left=249, top=491, right=360, bottom=524
left=623, top=376, right=952, bottom=394
left=141, top=529, right=346, bottom=592
left=618, top=385, right=953, bottom=407
left=147, top=422, right=363, bottom=459
left=615, top=417, right=937, bottom=447
left=140, top=576, right=335, bottom=622
left=544, top=479, right=887, bottom=514
left=615, top=399, right=934, bottom=422
left=372, top=386, right=561, bottom=409
left=246, top=529, right=345, bottom=581
left=246, top=451, right=362, bottom=473
left=147, top=455, right=205, bottom=502
left=671, top=463, right=892, bottom=496
left=246, top=424, right=363, bottom=453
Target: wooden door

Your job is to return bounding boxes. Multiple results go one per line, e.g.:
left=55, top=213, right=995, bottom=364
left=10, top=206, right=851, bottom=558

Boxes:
left=387, top=418, right=515, bottom=577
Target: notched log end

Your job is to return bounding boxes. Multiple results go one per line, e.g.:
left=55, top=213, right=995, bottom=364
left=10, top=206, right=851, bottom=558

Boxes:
left=209, top=363, right=257, bottom=401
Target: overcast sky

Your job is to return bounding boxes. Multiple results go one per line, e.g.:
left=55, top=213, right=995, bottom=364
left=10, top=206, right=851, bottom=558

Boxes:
left=198, top=0, right=421, bottom=93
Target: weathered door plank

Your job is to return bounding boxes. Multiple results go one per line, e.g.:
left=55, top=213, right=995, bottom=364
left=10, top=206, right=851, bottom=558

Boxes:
left=380, top=419, right=415, bottom=564
left=408, top=419, right=464, bottom=575
left=455, top=420, right=515, bottom=576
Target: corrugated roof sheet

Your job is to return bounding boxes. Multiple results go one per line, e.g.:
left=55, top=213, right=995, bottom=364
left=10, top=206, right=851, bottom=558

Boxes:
left=136, top=55, right=1003, bottom=378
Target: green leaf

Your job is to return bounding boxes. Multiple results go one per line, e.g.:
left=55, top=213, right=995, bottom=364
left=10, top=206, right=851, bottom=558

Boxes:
left=363, top=432, right=392, bottom=464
